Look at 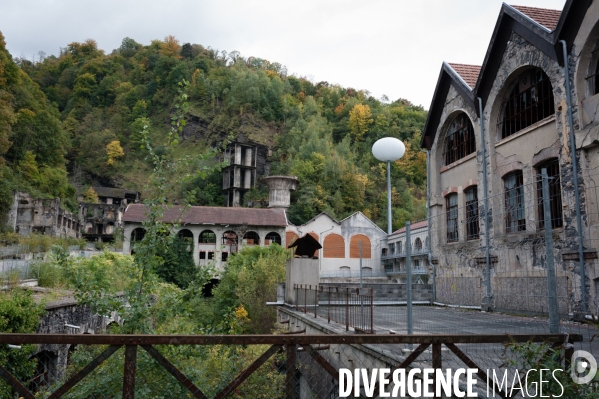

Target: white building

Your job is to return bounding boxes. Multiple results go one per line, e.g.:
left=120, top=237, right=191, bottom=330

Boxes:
left=286, top=211, right=387, bottom=276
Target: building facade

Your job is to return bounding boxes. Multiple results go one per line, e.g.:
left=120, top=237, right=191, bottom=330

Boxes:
left=287, top=211, right=387, bottom=276
left=122, top=204, right=288, bottom=270
left=421, top=1, right=599, bottom=315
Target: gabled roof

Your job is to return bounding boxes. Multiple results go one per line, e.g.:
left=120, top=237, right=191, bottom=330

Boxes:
left=448, top=63, right=481, bottom=89
left=511, top=5, right=562, bottom=31
left=123, top=204, right=287, bottom=227
left=421, top=0, right=593, bottom=150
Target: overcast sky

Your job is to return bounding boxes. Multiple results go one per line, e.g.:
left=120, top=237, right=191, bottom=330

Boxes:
left=1, top=0, right=566, bottom=109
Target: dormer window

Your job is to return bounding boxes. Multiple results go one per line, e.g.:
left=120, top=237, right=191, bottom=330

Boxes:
left=498, top=68, right=554, bottom=139
left=443, top=113, right=475, bottom=166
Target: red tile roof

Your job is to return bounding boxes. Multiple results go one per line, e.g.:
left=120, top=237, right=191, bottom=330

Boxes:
left=448, top=63, right=481, bottom=89
left=390, top=220, right=428, bottom=236
left=123, top=204, right=288, bottom=227
left=511, top=5, right=561, bottom=31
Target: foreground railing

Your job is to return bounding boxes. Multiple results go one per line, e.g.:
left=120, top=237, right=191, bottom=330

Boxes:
left=0, top=333, right=585, bottom=399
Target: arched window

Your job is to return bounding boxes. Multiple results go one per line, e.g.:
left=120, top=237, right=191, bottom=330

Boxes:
left=222, top=231, right=238, bottom=246
left=443, top=113, right=475, bottom=165
left=498, top=68, right=554, bottom=139
left=414, top=238, right=423, bottom=252
left=265, top=232, right=281, bottom=245
left=350, top=234, right=371, bottom=258
left=323, top=233, right=345, bottom=258
left=131, top=227, right=146, bottom=242
left=199, top=230, right=216, bottom=243
left=286, top=231, right=299, bottom=247
left=177, top=229, right=193, bottom=240
left=243, top=231, right=260, bottom=246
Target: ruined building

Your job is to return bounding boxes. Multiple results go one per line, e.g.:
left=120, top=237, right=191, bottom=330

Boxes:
left=7, top=192, right=79, bottom=238
left=222, top=139, right=269, bottom=207
left=78, top=187, right=140, bottom=242
left=421, top=1, right=599, bottom=316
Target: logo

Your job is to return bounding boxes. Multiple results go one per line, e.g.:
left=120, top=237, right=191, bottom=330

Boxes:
left=571, top=350, right=597, bottom=385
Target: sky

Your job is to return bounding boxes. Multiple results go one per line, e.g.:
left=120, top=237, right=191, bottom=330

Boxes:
left=1, top=0, right=566, bottom=109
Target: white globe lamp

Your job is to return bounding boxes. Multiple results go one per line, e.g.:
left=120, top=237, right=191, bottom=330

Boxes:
left=372, top=137, right=405, bottom=234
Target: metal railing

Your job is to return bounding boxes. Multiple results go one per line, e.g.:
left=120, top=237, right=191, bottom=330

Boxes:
left=294, top=284, right=374, bottom=333
left=0, top=332, right=584, bottom=398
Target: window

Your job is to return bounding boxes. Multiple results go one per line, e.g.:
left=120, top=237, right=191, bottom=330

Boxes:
left=504, top=171, right=526, bottom=233
left=265, top=232, right=281, bottom=245
left=397, top=241, right=402, bottom=254
left=443, top=113, right=475, bottom=165
left=465, top=187, right=480, bottom=240
left=388, top=243, right=395, bottom=255
left=208, top=252, right=214, bottom=260
left=537, top=159, right=563, bottom=229
left=199, top=230, right=216, bottom=243
left=222, top=252, right=229, bottom=262
left=199, top=251, right=206, bottom=260
left=414, top=238, right=422, bottom=252
left=498, top=68, right=555, bottom=139
left=446, top=194, right=458, bottom=242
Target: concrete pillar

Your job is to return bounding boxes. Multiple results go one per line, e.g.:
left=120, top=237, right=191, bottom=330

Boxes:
left=245, top=147, right=252, bottom=166
left=244, top=169, right=252, bottom=189
left=192, top=228, right=200, bottom=266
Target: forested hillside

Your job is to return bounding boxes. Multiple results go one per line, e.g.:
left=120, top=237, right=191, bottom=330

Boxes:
left=1, top=33, right=427, bottom=231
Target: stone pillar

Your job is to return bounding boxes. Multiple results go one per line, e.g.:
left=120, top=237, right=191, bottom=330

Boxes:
left=261, top=176, right=299, bottom=209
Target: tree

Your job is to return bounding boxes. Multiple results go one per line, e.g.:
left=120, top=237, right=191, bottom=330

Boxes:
left=105, top=140, right=124, bottom=165
left=348, top=103, right=373, bottom=142
left=83, top=187, right=99, bottom=203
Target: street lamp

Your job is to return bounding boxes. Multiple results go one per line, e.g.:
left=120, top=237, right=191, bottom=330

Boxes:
left=372, top=137, right=405, bottom=235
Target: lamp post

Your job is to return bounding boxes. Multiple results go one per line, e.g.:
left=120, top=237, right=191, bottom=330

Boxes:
left=372, top=137, right=405, bottom=235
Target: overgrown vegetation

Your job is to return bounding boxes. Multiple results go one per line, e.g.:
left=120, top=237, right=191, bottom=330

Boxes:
left=1, top=31, right=427, bottom=231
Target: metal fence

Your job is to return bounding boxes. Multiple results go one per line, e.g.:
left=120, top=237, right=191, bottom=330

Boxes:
left=294, top=284, right=374, bottom=333
left=0, top=332, right=585, bottom=399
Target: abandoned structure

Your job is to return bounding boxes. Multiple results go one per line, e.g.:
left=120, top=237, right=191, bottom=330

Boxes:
left=382, top=220, right=429, bottom=284
left=287, top=211, right=387, bottom=276
left=421, top=1, right=599, bottom=316
left=6, top=192, right=79, bottom=238
left=78, top=187, right=140, bottom=242
left=222, top=139, right=269, bottom=207
left=122, top=205, right=287, bottom=269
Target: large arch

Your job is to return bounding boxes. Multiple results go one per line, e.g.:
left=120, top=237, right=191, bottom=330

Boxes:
left=265, top=232, right=282, bottom=245
left=199, top=230, right=216, bottom=243
left=243, top=231, right=260, bottom=246
left=286, top=231, right=299, bottom=247
left=323, top=233, right=345, bottom=258
left=350, top=234, right=371, bottom=258
left=177, top=229, right=193, bottom=240
left=131, top=227, right=146, bottom=242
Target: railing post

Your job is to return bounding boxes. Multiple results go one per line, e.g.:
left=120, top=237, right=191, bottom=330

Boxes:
left=542, top=169, right=560, bottom=333
left=370, top=288, right=374, bottom=334
left=345, top=287, right=349, bottom=331
left=122, top=345, right=137, bottom=399
left=327, top=287, right=331, bottom=323
left=406, top=221, right=413, bottom=335
left=285, top=344, right=297, bottom=399
left=314, top=286, right=318, bottom=318
left=432, top=343, right=442, bottom=398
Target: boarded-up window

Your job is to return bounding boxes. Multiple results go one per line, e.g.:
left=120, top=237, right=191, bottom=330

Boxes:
left=350, top=234, right=371, bottom=258
left=286, top=232, right=299, bottom=247
left=323, top=234, right=345, bottom=258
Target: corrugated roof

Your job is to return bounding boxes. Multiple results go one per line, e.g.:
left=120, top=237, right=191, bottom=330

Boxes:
left=448, top=63, right=481, bottom=89
left=511, top=5, right=561, bottom=31
left=389, top=220, right=428, bottom=236
left=123, top=204, right=288, bottom=227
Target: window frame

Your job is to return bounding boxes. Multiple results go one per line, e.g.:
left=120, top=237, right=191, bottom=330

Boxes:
left=497, top=68, right=555, bottom=139
left=536, top=159, right=563, bottom=229
left=446, top=193, right=459, bottom=243
left=443, top=113, right=476, bottom=166
left=504, top=171, right=526, bottom=233
left=465, top=186, right=480, bottom=240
